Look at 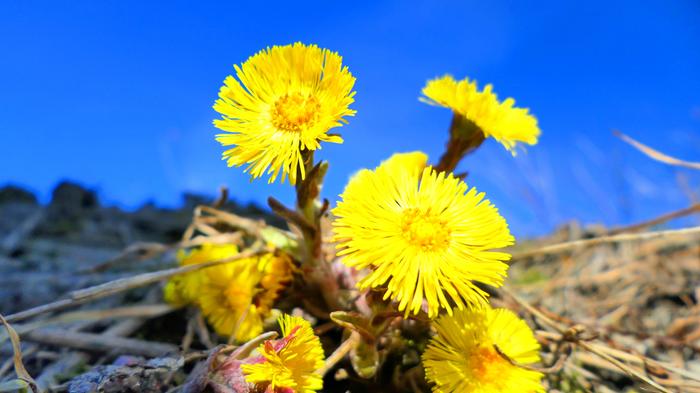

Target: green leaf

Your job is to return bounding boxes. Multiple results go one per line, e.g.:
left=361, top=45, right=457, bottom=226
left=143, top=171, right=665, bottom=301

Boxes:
left=330, top=311, right=375, bottom=342
left=350, top=339, right=379, bottom=379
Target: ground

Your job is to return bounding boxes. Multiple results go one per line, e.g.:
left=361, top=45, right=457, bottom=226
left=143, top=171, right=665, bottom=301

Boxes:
left=1, top=182, right=698, bottom=392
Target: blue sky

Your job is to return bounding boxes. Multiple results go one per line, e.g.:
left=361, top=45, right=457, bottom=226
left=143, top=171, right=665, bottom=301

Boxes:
left=1, top=0, right=699, bottom=236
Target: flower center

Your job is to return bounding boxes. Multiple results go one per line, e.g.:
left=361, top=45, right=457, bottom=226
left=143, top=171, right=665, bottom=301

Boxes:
left=225, top=284, right=254, bottom=310
left=470, top=346, right=510, bottom=387
left=400, top=208, right=451, bottom=251
left=270, top=93, right=321, bottom=132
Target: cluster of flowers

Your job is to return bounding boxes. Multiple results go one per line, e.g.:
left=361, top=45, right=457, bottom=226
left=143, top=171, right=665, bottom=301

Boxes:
left=164, top=244, right=294, bottom=342
left=165, top=42, right=544, bottom=392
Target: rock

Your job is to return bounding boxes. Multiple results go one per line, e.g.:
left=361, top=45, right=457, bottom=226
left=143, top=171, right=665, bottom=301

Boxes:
left=0, top=184, right=38, bottom=204
left=67, top=356, right=184, bottom=393
left=37, top=181, right=98, bottom=237
left=50, top=181, right=98, bottom=212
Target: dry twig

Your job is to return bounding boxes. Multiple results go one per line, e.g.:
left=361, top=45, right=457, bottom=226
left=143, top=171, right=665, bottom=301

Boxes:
left=615, top=130, right=700, bottom=170
left=511, top=225, right=700, bottom=260
left=5, top=246, right=269, bottom=323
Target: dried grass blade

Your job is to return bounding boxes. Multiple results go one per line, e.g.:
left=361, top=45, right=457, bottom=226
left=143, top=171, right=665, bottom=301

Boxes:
left=512, top=225, right=700, bottom=260
left=615, top=130, right=700, bottom=170
left=0, top=314, right=38, bottom=393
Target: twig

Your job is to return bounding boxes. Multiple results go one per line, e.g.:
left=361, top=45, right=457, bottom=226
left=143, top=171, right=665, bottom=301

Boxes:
left=195, top=312, right=214, bottom=349
left=501, top=289, right=670, bottom=392
left=103, top=318, right=149, bottom=337
left=583, top=340, right=700, bottom=384
left=229, top=331, right=278, bottom=360
left=1, top=305, right=176, bottom=347
left=82, top=242, right=169, bottom=273
left=494, top=343, right=571, bottom=374
left=103, top=288, right=166, bottom=338
left=197, top=206, right=265, bottom=236
left=268, top=196, right=315, bottom=235
left=578, top=340, right=669, bottom=393
left=5, top=246, right=268, bottom=323
left=84, top=232, right=243, bottom=274
left=87, top=203, right=287, bottom=274
left=499, top=288, right=565, bottom=332
left=608, top=203, right=700, bottom=234
left=313, top=321, right=336, bottom=336
left=23, top=328, right=178, bottom=357
left=183, top=332, right=278, bottom=364
left=181, top=317, right=196, bottom=354
left=316, top=331, right=360, bottom=377
left=511, top=226, right=700, bottom=260
left=179, top=233, right=244, bottom=249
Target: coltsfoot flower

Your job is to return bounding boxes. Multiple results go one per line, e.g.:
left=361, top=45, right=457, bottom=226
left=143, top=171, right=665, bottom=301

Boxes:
left=242, top=314, right=325, bottom=393
left=421, top=75, right=540, bottom=153
left=163, top=243, right=240, bottom=306
left=163, top=245, right=293, bottom=342
left=214, top=42, right=356, bottom=184
left=422, top=307, right=544, bottom=393
left=199, top=252, right=294, bottom=342
left=332, top=152, right=514, bottom=318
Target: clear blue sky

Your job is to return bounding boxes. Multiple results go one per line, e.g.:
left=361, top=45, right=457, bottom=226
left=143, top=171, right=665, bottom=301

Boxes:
left=1, top=0, right=699, bottom=236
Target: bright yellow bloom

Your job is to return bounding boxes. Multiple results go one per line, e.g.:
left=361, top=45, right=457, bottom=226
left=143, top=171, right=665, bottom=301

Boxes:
left=213, top=42, right=356, bottom=184
left=421, top=75, right=540, bottom=153
left=198, top=253, right=294, bottom=342
left=163, top=244, right=293, bottom=342
left=242, top=314, right=325, bottom=393
left=333, top=152, right=514, bottom=318
left=422, top=307, right=544, bottom=393
left=163, top=243, right=240, bottom=306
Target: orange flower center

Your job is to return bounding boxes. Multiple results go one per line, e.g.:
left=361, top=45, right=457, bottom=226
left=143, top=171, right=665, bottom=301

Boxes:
left=225, top=284, right=254, bottom=310
left=271, top=93, right=320, bottom=132
left=470, top=346, right=511, bottom=387
left=401, top=208, right=451, bottom=251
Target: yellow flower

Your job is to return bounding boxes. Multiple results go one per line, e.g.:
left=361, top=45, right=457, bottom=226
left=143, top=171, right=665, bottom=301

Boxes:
left=213, top=42, right=356, bottom=184
left=421, top=75, right=540, bottom=153
left=332, top=152, right=513, bottom=318
left=163, top=243, right=240, bottom=306
left=422, top=307, right=544, bottom=393
left=198, top=253, right=294, bottom=342
left=242, top=314, right=325, bottom=393
left=162, top=244, right=293, bottom=341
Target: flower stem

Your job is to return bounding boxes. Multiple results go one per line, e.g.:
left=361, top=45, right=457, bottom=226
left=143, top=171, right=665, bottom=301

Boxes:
left=295, top=150, right=342, bottom=311
left=295, top=150, right=322, bottom=265
left=434, top=113, right=485, bottom=174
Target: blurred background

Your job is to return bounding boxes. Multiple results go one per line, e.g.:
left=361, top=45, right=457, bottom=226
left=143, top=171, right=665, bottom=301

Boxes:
left=1, top=0, right=699, bottom=237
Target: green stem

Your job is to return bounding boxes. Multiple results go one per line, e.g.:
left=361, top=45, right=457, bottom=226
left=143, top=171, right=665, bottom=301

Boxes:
left=295, top=150, right=342, bottom=311
left=295, top=150, right=320, bottom=265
